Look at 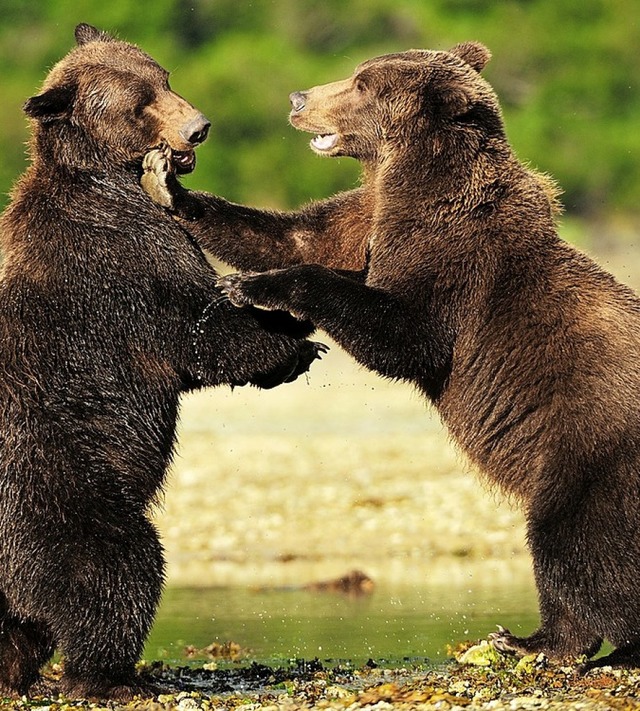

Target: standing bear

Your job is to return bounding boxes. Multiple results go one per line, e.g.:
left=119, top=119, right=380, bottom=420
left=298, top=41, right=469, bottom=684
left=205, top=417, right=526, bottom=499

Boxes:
left=0, top=23, right=322, bottom=701
left=144, top=43, right=640, bottom=669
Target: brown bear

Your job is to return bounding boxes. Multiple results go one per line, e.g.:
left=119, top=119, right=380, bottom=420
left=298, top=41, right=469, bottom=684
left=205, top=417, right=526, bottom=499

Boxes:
left=0, top=23, right=323, bottom=701
left=143, top=42, right=640, bottom=670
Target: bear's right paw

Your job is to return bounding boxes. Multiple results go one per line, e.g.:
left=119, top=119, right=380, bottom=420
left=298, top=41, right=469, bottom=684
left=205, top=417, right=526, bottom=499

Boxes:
left=141, top=147, right=175, bottom=209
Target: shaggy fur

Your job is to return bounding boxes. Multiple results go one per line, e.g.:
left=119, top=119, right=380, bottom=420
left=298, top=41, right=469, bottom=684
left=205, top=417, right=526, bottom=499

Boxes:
left=144, top=43, right=640, bottom=669
left=0, top=24, right=321, bottom=701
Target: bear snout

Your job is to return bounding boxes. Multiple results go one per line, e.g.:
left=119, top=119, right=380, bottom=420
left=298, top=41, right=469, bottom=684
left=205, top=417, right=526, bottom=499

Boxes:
left=289, top=91, right=307, bottom=113
left=179, top=113, right=211, bottom=146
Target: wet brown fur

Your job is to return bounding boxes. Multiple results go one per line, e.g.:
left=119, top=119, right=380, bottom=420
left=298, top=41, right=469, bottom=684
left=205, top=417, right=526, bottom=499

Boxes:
left=148, top=44, right=640, bottom=669
left=0, top=24, right=321, bottom=702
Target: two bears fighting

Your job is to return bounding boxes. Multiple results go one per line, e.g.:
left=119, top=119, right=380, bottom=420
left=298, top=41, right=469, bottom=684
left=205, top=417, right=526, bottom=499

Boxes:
left=2, top=21, right=640, bottom=701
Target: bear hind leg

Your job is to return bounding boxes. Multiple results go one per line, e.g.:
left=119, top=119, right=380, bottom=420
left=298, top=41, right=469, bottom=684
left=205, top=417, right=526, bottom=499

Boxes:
left=0, top=594, right=55, bottom=696
left=491, top=497, right=608, bottom=662
left=55, top=519, right=165, bottom=701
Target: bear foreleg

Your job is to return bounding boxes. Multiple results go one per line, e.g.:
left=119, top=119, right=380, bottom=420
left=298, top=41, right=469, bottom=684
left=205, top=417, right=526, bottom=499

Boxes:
left=217, top=265, right=445, bottom=388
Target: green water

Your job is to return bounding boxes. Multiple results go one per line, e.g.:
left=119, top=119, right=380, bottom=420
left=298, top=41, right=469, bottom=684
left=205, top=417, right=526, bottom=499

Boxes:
left=145, top=582, right=540, bottom=665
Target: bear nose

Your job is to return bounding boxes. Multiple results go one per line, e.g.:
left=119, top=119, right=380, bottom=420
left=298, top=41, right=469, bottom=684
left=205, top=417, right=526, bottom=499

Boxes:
left=289, top=91, right=307, bottom=112
left=181, top=113, right=211, bottom=146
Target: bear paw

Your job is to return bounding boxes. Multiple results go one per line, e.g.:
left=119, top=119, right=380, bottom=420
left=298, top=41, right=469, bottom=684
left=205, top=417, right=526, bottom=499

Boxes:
left=61, top=675, right=163, bottom=702
left=217, top=272, right=259, bottom=308
left=141, top=147, right=175, bottom=209
left=488, top=625, right=526, bottom=656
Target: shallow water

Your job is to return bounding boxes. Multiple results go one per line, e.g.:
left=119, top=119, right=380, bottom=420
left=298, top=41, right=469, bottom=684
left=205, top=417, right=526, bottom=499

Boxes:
left=145, top=580, right=540, bottom=666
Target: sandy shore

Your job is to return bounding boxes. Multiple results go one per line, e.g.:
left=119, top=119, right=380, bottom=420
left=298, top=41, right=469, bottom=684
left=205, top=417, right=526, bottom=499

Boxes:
left=154, top=340, right=529, bottom=590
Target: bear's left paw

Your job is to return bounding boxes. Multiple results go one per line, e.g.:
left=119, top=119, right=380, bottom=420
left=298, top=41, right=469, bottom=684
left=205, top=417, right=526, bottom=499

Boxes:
left=488, top=625, right=526, bottom=656
left=61, top=675, right=163, bottom=702
left=291, top=340, right=330, bottom=381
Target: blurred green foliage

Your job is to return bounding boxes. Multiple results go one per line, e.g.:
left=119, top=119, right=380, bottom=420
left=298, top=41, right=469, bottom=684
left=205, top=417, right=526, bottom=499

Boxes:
left=0, top=0, right=639, bottom=220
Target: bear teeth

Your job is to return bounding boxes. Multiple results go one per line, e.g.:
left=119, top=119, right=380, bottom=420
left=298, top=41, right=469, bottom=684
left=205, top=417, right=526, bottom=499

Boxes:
left=172, top=149, right=196, bottom=174
left=311, top=134, right=339, bottom=151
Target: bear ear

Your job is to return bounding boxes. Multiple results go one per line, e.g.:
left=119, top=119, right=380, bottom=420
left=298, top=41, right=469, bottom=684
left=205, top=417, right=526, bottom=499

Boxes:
left=75, top=23, right=114, bottom=46
left=24, top=84, right=76, bottom=123
left=449, top=41, right=491, bottom=73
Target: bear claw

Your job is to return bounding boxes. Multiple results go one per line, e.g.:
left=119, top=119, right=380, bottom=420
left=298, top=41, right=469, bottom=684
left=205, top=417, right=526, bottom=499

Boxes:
left=217, top=273, right=256, bottom=308
left=488, top=626, right=522, bottom=655
left=142, top=148, right=174, bottom=209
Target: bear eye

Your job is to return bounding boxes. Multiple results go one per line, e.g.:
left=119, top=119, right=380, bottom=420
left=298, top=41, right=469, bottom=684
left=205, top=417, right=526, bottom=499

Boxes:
left=133, top=86, right=156, bottom=118
left=355, top=77, right=368, bottom=94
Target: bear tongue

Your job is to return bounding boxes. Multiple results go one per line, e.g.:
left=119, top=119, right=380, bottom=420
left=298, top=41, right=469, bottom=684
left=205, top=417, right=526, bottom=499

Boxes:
left=311, top=134, right=339, bottom=151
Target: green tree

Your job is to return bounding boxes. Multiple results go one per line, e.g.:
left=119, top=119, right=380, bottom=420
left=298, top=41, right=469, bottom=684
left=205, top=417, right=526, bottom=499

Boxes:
left=0, top=0, right=638, bottom=223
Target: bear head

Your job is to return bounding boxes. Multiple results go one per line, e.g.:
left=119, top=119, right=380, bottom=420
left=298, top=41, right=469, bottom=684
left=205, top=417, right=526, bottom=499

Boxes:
left=23, top=23, right=210, bottom=173
left=289, top=42, right=502, bottom=164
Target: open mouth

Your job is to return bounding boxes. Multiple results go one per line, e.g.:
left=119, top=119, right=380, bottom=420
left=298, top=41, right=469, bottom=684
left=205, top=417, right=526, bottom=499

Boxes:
left=172, top=149, right=196, bottom=174
left=310, top=134, right=339, bottom=153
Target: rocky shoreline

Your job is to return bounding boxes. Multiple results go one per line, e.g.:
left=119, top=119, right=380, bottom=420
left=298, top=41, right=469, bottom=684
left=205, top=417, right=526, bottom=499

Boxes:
left=6, top=648, right=640, bottom=710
